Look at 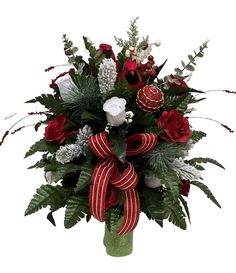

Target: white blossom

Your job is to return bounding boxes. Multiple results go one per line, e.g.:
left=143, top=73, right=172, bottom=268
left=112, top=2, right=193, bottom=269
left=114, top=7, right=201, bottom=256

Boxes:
left=103, top=97, right=126, bottom=127
left=97, top=58, right=117, bottom=94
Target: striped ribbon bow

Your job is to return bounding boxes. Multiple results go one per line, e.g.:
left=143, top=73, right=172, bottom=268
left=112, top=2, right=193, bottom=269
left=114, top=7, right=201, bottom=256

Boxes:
left=88, top=132, right=157, bottom=235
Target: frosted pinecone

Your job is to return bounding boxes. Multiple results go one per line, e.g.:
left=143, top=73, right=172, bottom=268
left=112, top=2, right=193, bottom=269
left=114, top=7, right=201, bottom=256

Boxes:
left=97, top=58, right=117, bottom=94
left=55, top=125, right=93, bottom=164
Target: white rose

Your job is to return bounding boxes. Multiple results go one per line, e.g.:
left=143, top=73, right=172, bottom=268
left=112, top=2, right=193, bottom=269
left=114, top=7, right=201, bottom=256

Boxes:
left=103, top=97, right=127, bottom=127
left=144, top=175, right=162, bottom=188
left=55, top=74, right=78, bottom=103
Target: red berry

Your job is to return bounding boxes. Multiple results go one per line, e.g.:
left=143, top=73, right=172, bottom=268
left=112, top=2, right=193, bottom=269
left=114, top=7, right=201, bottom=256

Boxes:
left=150, top=70, right=157, bottom=77
left=148, top=55, right=154, bottom=61
left=145, top=63, right=152, bottom=70
left=141, top=71, right=149, bottom=77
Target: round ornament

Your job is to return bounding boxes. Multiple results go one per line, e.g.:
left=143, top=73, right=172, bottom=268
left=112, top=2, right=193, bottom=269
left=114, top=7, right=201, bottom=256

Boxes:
left=136, top=85, right=164, bottom=112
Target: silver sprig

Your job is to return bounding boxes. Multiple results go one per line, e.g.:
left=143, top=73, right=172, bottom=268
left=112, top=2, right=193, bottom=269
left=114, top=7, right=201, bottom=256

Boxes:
left=55, top=125, right=93, bottom=164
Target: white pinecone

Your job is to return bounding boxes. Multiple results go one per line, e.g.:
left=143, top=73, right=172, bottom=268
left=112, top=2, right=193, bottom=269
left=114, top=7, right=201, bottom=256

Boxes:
left=97, top=58, right=117, bottom=94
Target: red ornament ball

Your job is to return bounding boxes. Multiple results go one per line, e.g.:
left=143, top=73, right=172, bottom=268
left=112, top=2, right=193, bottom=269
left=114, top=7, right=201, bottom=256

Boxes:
left=136, top=85, right=164, bottom=112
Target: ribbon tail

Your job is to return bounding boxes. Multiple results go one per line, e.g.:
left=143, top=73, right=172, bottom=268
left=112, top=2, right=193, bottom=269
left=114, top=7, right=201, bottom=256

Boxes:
left=89, top=158, right=115, bottom=222
left=117, top=189, right=140, bottom=236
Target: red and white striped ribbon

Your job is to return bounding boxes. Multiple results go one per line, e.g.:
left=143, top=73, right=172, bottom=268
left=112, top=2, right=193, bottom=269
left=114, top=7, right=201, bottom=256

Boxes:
left=88, top=132, right=157, bottom=235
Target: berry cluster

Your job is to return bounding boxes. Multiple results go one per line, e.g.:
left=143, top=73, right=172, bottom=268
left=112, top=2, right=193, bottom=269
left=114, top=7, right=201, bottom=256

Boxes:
left=137, top=55, right=158, bottom=78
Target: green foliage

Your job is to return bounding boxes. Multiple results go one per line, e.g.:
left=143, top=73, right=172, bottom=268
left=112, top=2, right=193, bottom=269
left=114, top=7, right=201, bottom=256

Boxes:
left=114, top=17, right=148, bottom=48
left=25, top=139, right=59, bottom=158
left=105, top=78, right=132, bottom=102
left=174, top=40, right=209, bottom=76
left=64, top=195, right=89, bottom=228
left=163, top=192, right=187, bottom=229
left=191, top=130, right=207, bottom=144
left=105, top=207, right=122, bottom=233
left=117, top=48, right=127, bottom=73
left=179, top=196, right=191, bottom=223
left=62, top=34, right=85, bottom=68
left=159, top=168, right=181, bottom=200
left=190, top=181, right=221, bottom=208
left=45, top=162, right=82, bottom=183
left=25, top=185, right=71, bottom=216
left=26, top=94, right=65, bottom=115
left=74, top=163, right=93, bottom=192
left=186, top=157, right=224, bottom=170
left=141, top=188, right=165, bottom=224
left=83, top=36, right=102, bottom=75
left=163, top=93, right=193, bottom=113
left=110, top=128, right=127, bottom=163
left=144, top=142, right=189, bottom=173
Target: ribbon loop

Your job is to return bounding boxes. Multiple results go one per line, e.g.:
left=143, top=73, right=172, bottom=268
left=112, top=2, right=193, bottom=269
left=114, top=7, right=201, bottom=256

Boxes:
left=88, top=132, right=157, bottom=235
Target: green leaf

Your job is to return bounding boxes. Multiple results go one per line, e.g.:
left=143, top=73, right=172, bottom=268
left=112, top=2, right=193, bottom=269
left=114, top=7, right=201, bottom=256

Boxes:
left=197, top=52, right=204, bottom=57
left=186, top=65, right=195, bottom=71
left=26, top=94, right=64, bottom=114
left=64, top=195, right=88, bottom=228
left=164, top=192, right=187, bottom=229
left=191, top=130, right=207, bottom=144
left=179, top=196, right=191, bottom=223
left=47, top=211, right=56, bottom=226
left=74, top=164, right=93, bottom=192
left=25, top=185, right=65, bottom=216
left=174, top=68, right=182, bottom=75
left=188, top=55, right=194, bottom=61
left=186, top=157, right=224, bottom=169
left=176, top=93, right=192, bottom=113
left=45, top=163, right=82, bottom=183
left=181, top=60, right=185, bottom=67
left=190, top=181, right=221, bottom=208
left=159, top=168, right=181, bottom=200
left=24, top=139, right=59, bottom=158
left=110, top=128, right=127, bottom=163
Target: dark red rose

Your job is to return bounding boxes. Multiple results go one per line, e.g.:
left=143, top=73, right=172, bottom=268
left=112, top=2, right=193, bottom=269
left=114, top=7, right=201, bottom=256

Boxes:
left=180, top=180, right=190, bottom=196
left=99, top=43, right=112, bottom=51
left=44, top=114, right=73, bottom=144
left=169, top=75, right=188, bottom=89
left=117, top=58, right=143, bottom=89
left=105, top=186, right=119, bottom=209
left=157, top=109, right=191, bottom=143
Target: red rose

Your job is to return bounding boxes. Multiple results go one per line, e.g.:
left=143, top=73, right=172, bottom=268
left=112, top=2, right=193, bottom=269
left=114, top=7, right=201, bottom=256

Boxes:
left=44, top=114, right=72, bottom=144
left=99, top=43, right=112, bottom=51
left=157, top=109, right=191, bottom=143
left=105, top=186, right=119, bottom=209
left=180, top=180, right=190, bottom=196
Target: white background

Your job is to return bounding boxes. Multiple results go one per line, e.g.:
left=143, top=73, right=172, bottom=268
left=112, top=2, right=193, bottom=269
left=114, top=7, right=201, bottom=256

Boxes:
left=0, top=0, right=236, bottom=272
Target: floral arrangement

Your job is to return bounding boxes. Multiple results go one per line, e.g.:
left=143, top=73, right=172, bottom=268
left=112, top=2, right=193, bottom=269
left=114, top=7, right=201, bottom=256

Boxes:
left=1, top=18, right=234, bottom=256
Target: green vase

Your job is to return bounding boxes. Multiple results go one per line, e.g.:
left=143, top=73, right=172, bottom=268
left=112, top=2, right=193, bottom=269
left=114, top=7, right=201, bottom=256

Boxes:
left=103, top=217, right=133, bottom=257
